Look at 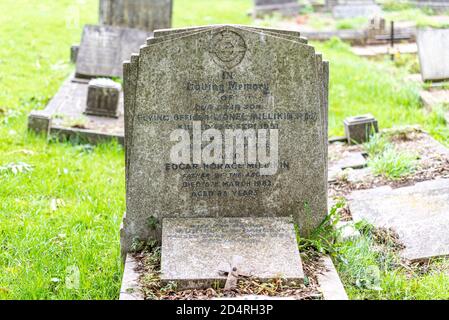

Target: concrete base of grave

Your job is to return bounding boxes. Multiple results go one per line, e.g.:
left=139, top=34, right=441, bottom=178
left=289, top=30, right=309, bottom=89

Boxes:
left=27, top=75, right=124, bottom=145
left=119, top=253, right=348, bottom=300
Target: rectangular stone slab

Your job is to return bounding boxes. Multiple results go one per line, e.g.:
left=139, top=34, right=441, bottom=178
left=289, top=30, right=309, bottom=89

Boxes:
left=76, top=24, right=150, bottom=79
left=417, top=28, right=449, bottom=82
left=161, top=217, right=304, bottom=289
left=349, top=179, right=449, bottom=261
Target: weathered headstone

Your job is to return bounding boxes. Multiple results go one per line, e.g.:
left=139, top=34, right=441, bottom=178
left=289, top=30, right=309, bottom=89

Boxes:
left=417, top=28, right=449, bottom=82
left=331, top=0, right=381, bottom=19
left=121, top=25, right=329, bottom=288
left=349, top=179, right=449, bottom=261
left=76, top=24, right=149, bottom=79
left=99, top=0, right=172, bottom=32
left=253, top=0, right=300, bottom=17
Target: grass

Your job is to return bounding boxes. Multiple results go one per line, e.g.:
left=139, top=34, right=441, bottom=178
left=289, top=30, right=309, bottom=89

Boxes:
left=368, top=147, right=417, bottom=179
left=0, top=0, right=448, bottom=300
left=364, top=133, right=417, bottom=180
left=336, top=222, right=449, bottom=300
left=307, top=203, right=449, bottom=300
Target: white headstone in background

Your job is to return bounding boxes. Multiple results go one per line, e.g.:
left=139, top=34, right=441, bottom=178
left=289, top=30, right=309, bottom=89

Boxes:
left=417, top=28, right=449, bottom=82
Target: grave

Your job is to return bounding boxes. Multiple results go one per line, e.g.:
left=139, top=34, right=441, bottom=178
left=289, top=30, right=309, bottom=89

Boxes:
left=253, top=0, right=300, bottom=17
left=349, top=178, right=449, bottom=261
left=330, top=0, right=382, bottom=19
left=99, top=0, right=172, bottom=32
left=417, top=28, right=449, bottom=123
left=28, top=24, right=149, bottom=143
left=121, top=25, right=330, bottom=290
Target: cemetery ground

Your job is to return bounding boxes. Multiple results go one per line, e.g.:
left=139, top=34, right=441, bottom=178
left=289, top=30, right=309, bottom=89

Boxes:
left=1, top=0, right=449, bottom=300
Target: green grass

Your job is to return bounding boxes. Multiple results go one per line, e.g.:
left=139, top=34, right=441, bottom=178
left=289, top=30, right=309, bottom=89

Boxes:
left=368, top=148, right=417, bottom=179
left=364, top=134, right=417, bottom=180
left=335, top=17, right=367, bottom=30
left=336, top=223, right=449, bottom=300
left=0, top=0, right=448, bottom=300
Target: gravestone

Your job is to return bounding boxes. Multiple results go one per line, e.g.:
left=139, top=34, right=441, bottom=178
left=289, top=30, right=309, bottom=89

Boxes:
left=76, top=24, right=149, bottom=79
left=331, top=0, right=381, bottom=19
left=121, top=25, right=329, bottom=288
left=412, top=0, right=449, bottom=13
left=99, top=0, right=172, bottom=32
left=253, top=0, right=300, bottom=17
left=349, top=179, right=449, bottom=260
left=417, top=28, right=449, bottom=82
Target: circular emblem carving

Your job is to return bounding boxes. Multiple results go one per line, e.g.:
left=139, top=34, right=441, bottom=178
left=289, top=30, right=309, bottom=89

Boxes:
left=209, top=30, right=247, bottom=69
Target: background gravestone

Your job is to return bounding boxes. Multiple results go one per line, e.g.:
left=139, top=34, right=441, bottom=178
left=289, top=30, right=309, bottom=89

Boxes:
left=330, top=0, right=381, bottom=19
left=253, top=0, right=300, bottom=17
left=99, top=0, right=172, bottom=32
left=412, top=0, right=449, bottom=13
left=76, top=24, right=149, bottom=79
left=122, top=25, right=328, bottom=250
left=417, top=28, right=449, bottom=82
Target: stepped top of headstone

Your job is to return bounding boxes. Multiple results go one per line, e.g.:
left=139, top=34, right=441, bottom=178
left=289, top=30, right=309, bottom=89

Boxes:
left=99, top=0, right=172, bottom=32
left=121, top=24, right=329, bottom=254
